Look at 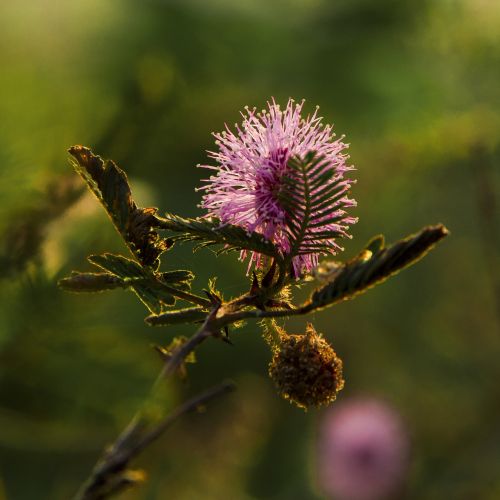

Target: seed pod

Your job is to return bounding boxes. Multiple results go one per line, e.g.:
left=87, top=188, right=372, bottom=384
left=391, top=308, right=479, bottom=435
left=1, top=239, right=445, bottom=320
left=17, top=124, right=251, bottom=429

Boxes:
left=269, top=323, right=344, bottom=410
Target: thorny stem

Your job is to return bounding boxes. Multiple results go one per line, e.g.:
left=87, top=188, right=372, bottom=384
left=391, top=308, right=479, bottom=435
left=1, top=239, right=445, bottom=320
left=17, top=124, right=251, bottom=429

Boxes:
left=70, top=222, right=293, bottom=500
left=161, top=309, right=218, bottom=377
left=73, top=308, right=226, bottom=500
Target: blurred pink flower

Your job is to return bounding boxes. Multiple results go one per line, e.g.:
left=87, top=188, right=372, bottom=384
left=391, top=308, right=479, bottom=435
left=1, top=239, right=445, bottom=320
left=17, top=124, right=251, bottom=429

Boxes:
left=317, top=398, right=410, bottom=500
left=198, top=98, right=357, bottom=275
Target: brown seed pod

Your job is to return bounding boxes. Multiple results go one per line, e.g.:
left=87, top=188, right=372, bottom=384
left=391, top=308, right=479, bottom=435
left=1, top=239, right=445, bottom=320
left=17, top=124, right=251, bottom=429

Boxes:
left=269, top=323, right=344, bottom=410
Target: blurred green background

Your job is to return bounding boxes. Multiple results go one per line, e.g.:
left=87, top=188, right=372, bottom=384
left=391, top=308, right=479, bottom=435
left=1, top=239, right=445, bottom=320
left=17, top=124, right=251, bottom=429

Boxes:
left=0, top=0, right=499, bottom=498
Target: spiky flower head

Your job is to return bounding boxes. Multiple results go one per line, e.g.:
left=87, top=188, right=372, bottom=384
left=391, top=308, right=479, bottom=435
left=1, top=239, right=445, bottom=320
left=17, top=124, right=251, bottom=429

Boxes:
left=269, top=323, right=344, bottom=410
left=198, top=98, right=357, bottom=276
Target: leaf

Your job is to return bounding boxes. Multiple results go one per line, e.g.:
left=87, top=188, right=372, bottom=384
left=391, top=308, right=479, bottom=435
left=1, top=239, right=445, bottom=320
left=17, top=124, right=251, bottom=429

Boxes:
left=278, top=153, right=356, bottom=262
left=160, top=270, right=194, bottom=283
left=68, top=146, right=170, bottom=267
left=58, top=272, right=125, bottom=292
left=89, top=253, right=145, bottom=280
left=365, top=234, right=385, bottom=254
left=307, top=224, right=449, bottom=310
left=158, top=213, right=282, bottom=260
left=88, top=253, right=194, bottom=314
left=145, top=307, right=208, bottom=326
left=160, top=270, right=194, bottom=291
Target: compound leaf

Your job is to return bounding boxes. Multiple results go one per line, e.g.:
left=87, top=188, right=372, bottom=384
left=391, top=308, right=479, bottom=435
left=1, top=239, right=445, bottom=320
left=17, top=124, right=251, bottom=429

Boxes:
left=307, top=224, right=449, bottom=310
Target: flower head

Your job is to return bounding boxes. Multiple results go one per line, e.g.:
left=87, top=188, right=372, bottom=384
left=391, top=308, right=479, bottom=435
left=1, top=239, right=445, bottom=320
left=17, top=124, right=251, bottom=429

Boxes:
left=269, top=323, right=344, bottom=409
left=198, top=98, right=357, bottom=276
left=317, top=398, right=410, bottom=500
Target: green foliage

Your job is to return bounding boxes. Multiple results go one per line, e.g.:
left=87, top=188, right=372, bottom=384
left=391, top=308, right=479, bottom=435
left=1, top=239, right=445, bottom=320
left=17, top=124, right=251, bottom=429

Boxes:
left=145, top=307, right=207, bottom=326
left=279, top=153, right=355, bottom=260
left=160, top=270, right=196, bottom=285
left=87, top=253, right=193, bottom=314
left=68, top=146, right=170, bottom=268
left=89, top=253, right=147, bottom=280
left=60, top=252, right=196, bottom=314
left=159, top=212, right=282, bottom=259
left=62, top=147, right=214, bottom=313
left=307, top=224, right=449, bottom=310
left=58, top=272, right=125, bottom=292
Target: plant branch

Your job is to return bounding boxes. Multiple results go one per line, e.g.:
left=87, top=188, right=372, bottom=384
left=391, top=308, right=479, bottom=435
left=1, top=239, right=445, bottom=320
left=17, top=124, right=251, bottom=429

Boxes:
left=217, top=224, right=449, bottom=326
left=73, top=308, right=224, bottom=500
left=160, top=311, right=217, bottom=378
left=130, top=381, right=235, bottom=457
left=73, top=381, right=233, bottom=500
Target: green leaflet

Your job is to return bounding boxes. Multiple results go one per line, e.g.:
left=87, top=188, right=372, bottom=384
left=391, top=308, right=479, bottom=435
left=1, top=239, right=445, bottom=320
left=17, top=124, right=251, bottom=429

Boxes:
left=58, top=272, right=125, bottom=293
left=160, top=270, right=195, bottom=284
left=88, top=253, right=194, bottom=314
left=307, top=224, right=449, bottom=310
left=158, top=213, right=282, bottom=260
left=88, top=254, right=145, bottom=279
left=145, top=307, right=208, bottom=326
left=68, top=146, right=170, bottom=268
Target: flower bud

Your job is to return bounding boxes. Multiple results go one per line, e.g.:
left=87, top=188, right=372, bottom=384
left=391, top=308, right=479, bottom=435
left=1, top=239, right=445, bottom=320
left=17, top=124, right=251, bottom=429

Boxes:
left=268, top=323, right=344, bottom=409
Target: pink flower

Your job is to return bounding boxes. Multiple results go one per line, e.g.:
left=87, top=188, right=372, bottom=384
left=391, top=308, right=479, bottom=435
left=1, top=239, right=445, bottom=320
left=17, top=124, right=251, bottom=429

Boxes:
left=198, top=98, right=357, bottom=276
left=317, top=398, right=410, bottom=500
